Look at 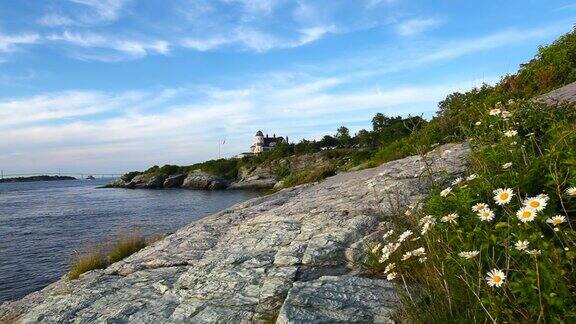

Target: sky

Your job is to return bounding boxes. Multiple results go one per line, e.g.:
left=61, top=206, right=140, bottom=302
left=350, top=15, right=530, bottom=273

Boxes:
left=0, top=1, right=575, bottom=175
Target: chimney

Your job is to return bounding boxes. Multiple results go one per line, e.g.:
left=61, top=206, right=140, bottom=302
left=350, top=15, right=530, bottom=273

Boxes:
left=266, top=133, right=268, bottom=138
left=273, top=133, right=276, bottom=138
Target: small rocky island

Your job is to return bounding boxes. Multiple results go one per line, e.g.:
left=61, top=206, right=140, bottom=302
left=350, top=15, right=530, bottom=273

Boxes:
left=0, top=175, right=76, bottom=183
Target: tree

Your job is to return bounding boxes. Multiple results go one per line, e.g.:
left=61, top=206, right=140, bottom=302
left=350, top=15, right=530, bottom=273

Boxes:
left=355, top=129, right=374, bottom=147
left=335, top=126, right=351, bottom=147
left=317, top=135, right=338, bottom=149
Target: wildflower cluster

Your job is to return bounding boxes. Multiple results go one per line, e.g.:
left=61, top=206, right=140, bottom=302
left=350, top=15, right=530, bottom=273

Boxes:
left=366, top=99, right=576, bottom=322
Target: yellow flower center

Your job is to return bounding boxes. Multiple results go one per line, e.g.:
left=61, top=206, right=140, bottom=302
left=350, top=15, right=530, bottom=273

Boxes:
left=499, top=193, right=509, bottom=200
left=493, top=276, right=502, bottom=283
left=522, top=211, right=532, bottom=219
left=529, top=201, right=540, bottom=208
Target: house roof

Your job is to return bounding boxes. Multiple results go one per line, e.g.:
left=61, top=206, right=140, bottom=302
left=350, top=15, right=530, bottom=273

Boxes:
left=255, top=130, right=264, bottom=136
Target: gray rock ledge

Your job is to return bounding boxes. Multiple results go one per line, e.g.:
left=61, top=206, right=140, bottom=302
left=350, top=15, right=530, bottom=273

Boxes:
left=0, top=143, right=470, bottom=323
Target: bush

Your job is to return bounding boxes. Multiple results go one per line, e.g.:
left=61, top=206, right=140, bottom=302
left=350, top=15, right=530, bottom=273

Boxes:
left=282, top=166, right=336, bottom=188
left=365, top=100, right=576, bottom=322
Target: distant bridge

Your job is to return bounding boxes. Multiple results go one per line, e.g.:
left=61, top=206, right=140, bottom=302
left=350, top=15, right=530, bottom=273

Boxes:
left=0, top=171, right=123, bottom=180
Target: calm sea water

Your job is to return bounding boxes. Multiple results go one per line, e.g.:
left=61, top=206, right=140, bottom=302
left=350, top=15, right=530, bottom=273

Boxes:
left=0, top=179, right=258, bottom=303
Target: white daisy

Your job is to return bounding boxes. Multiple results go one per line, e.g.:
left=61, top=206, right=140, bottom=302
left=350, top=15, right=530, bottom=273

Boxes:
left=493, top=188, right=514, bottom=205
left=526, top=249, right=541, bottom=256
left=502, top=162, right=512, bottom=169
left=486, top=269, right=506, bottom=288
left=451, top=177, right=463, bottom=186
left=384, top=262, right=396, bottom=274
left=516, top=207, right=537, bottom=223
left=504, top=129, right=518, bottom=137
left=514, top=240, right=529, bottom=251
left=440, top=187, right=452, bottom=197
left=441, top=213, right=459, bottom=224
left=466, top=174, right=478, bottom=181
left=475, top=121, right=482, bottom=126
left=471, top=203, right=489, bottom=212
left=397, top=230, right=413, bottom=243
left=489, top=108, right=501, bottom=116
left=566, top=187, right=576, bottom=196
left=401, top=252, right=412, bottom=261
left=418, top=257, right=427, bottom=263
left=546, top=215, right=566, bottom=226
left=386, top=272, right=397, bottom=280
left=458, top=250, right=479, bottom=259
left=478, top=208, right=495, bottom=222
left=411, top=247, right=426, bottom=257
left=371, top=243, right=382, bottom=254
left=523, top=196, right=547, bottom=212
left=501, top=110, right=512, bottom=119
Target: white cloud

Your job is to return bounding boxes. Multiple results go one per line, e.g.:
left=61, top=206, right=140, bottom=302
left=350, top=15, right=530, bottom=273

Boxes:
left=396, top=18, right=441, bottom=36
left=0, top=33, right=40, bottom=53
left=47, top=31, right=170, bottom=60
left=38, top=13, right=76, bottom=27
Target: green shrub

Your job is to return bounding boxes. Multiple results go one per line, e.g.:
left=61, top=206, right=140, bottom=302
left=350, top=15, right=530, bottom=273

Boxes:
left=282, top=166, right=336, bottom=188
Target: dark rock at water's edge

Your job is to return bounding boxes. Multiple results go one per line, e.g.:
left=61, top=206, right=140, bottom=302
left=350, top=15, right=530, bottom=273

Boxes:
left=163, top=174, right=186, bottom=188
left=104, top=170, right=231, bottom=190
left=0, top=175, right=76, bottom=183
left=181, top=170, right=229, bottom=190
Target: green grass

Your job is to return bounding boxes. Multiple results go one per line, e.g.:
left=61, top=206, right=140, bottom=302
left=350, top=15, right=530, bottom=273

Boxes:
left=68, top=229, right=160, bottom=280
left=281, top=165, right=336, bottom=188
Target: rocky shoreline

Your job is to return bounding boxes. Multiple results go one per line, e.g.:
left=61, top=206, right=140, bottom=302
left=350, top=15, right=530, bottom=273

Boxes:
left=105, top=169, right=277, bottom=191
left=0, top=142, right=470, bottom=323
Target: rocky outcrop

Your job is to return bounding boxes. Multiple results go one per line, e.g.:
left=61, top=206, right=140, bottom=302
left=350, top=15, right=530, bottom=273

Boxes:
left=128, top=173, right=167, bottom=189
left=228, top=176, right=277, bottom=190
left=181, top=170, right=229, bottom=190
left=163, top=174, right=186, bottom=188
left=535, top=81, right=576, bottom=106
left=0, top=143, right=470, bottom=323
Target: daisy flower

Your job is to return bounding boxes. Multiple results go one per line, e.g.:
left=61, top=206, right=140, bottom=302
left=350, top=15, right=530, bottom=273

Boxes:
left=397, top=230, right=413, bottom=242
left=538, top=193, right=550, bottom=202
left=489, top=108, right=501, bottom=116
left=523, top=196, right=547, bottom=212
left=501, top=110, right=512, bottom=118
left=514, top=240, right=529, bottom=251
left=493, top=188, right=514, bottom=205
left=440, top=187, right=452, bottom=197
left=526, top=249, right=541, bottom=256
left=401, top=252, right=412, bottom=261
left=466, top=174, right=478, bottom=181
left=475, top=121, right=482, bottom=126
left=566, top=187, right=576, bottom=196
left=471, top=203, right=489, bottom=212
left=382, top=229, right=394, bottom=240
left=502, top=162, right=512, bottom=169
left=504, top=129, right=518, bottom=137
left=451, top=177, right=463, bottom=186
left=384, top=263, right=396, bottom=274
left=386, top=272, right=397, bottom=280
left=441, top=213, right=459, bottom=224
left=486, top=269, right=506, bottom=288
left=371, top=243, right=382, bottom=254
left=458, top=251, right=479, bottom=259
left=546, top=215, right=566, bottom=226
left=478, top=209, right=495, bottom=222
left=418, top=257, right=427, bottom=263
left=516, top=207, right=537, bottom=223
left=411, top=247, right=426, bottom=257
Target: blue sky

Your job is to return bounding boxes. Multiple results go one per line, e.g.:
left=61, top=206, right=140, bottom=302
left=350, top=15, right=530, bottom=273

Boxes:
left=0, top=0, right=574, bottom=174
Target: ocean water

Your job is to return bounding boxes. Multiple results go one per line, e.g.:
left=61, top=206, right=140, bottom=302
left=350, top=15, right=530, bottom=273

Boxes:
left=0, top=179, right=259, bottom=303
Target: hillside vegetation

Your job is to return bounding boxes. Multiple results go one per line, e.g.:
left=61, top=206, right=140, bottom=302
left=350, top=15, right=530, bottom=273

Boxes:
left=363, top=29, right=576, bottom=322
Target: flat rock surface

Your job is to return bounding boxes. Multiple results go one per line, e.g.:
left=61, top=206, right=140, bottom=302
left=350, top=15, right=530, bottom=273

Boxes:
left=0, top=143, right=470, bottom=323
left=535, top=81, right=576, bottom=106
